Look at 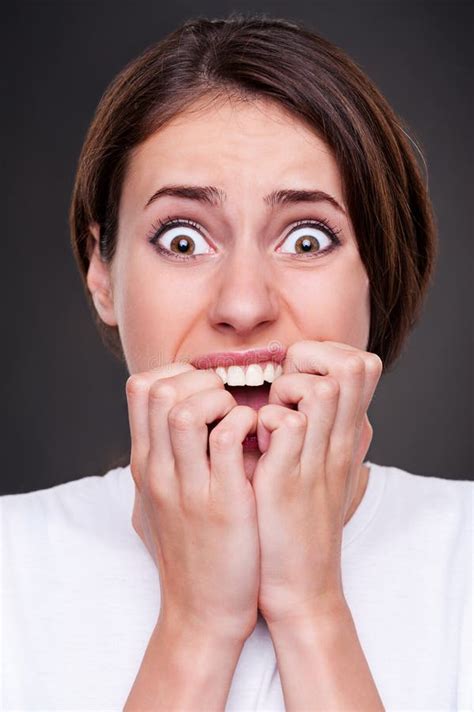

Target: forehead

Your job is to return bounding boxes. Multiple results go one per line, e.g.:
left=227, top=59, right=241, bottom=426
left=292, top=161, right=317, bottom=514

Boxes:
left=122, top=97, right=344, bottom=208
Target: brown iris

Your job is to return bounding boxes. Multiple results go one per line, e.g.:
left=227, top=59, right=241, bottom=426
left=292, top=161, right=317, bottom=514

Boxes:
left=295, top=235, right=320, bottom=253
left=170, top=235, right=195, bottom=255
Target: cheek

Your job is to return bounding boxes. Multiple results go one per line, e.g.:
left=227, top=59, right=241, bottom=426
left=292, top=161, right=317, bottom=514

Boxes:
left=330, top=276, right=370, bottom=347
left=112, top=249, right=202, bottom=372
left=283, top=257, right=370, bottom=349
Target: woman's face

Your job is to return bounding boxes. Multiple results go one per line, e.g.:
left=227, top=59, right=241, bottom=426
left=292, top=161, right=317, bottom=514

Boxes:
left=88, top=95, right=370, bottom=380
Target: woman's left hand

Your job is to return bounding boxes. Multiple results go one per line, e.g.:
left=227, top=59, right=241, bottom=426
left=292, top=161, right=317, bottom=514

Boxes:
left=252, top=339, right=383, bottom=626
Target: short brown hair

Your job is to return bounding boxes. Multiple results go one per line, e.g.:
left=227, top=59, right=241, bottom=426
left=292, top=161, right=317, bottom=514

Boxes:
left=69, top=11, right=438, bottom=374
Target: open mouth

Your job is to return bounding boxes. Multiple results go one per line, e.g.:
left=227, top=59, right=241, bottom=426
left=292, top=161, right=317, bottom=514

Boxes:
left=206, top=383, right=271, bottom=452
left=205, top=360, right=285, bottom=452
left=224, top=384, right=271, bottom=452
left=224, top=382, right=271, bottom=411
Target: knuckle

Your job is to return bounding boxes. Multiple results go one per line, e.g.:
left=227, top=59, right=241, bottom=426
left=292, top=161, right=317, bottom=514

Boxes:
left=367, top=353, right=383, bottom=375
left=367, top=421, right=374, bottom=442
left=284, top=411, right=306, bottom=429
left=144, top=466, right=174, bottom=505
left=126, top=374, right=148, bottom=398
left=315, top=377, right=339, bottom=398
left=344, top=355, right=365, bottom=376
left=149, top=381, right=176, bottom=403
left=146, top=476, right=168, bottom=505
left=209, top=426, right=235, bottom=449
left=258, top=403, right=271, bottom=417
left=169, top=404, right=198, bottom=430
left=307, top=355, right=320, bottom=371
left=129, top=451, right=143, bottom=480
left=285, top=343, right=300, bottom=368
left=178, top=489, right=204, bottom=518
left=332, top=445, right=352, bottom=471
left=364, top=414, right=374, bottom=438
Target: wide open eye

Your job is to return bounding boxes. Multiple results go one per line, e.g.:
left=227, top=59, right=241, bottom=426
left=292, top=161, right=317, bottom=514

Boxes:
left=149, top=218, right=214, bottom=259
left=277, top=220, right=339, bottom=257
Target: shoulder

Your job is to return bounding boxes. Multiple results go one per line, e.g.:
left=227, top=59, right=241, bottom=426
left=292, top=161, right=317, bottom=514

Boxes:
left=369, top=461, right=472, bottom=541
left=0, top=465, right=134, bottom=543
left=381, top=462, right=472, bottom=514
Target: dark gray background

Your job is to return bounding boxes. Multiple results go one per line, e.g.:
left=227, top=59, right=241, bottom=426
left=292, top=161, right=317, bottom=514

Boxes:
left=3, top=1, right=472, bottom=495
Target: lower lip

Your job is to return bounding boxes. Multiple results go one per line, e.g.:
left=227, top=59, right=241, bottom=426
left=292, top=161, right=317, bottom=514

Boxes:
left=243, top=434, right=260, bottom=450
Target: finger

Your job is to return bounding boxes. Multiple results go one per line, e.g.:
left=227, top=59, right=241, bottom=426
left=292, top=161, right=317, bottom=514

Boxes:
left=269, top=359, right=360, bottom=445
left=329, top=355, right=366, bottom=451
left=279, top=342, right=368, bottom=484
left=125, top=375, right=152, bottom=491
left=282, top=340, right=382, bottom=421
left=299, top=376, right=340, bottom=478
left=311, top=345, right=382, bottom=465
left=256, top=404, right=307, bottom=481
left=354, top=414, right=373, bottom=464
left=168, top=387, right=240, bottom=498
left=324, top=343, right=383, bottom=412
left=209, top=405, right=258, bottom=496
left=281, top=342, right=366, bottom=459
left=147, top=367, right=225, bottom=476
left=263, top=372, right=340, bottom=479
left=322, top=352, right=380, bottom=462
left=125, top=363, right=196, bottom=489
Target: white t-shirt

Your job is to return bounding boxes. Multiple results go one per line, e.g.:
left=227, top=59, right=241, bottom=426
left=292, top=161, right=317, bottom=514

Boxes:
left=1, top=460, right=472, bottom=711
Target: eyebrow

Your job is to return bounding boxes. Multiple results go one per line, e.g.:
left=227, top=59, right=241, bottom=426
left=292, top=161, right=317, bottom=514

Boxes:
left=144, top=184, right=346, bottom=215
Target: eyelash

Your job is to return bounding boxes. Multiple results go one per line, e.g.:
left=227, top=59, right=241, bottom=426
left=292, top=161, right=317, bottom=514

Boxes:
left=146, top=214, right=343, bottom=261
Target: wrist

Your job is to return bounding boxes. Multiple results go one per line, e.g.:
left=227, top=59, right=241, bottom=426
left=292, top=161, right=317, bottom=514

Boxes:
left=124, top=612, right=246, bottom=710
left=157, top=608, right=253, bottom=648
left=265, top=595, right=351, bottom=640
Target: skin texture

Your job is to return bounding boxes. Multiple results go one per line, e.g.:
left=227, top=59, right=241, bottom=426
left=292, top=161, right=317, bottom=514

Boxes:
left=88, top=93, right=385, bottom=708
left=87, top=95, right=371, bottom=509
left=88, top=90, right=381, bottom=615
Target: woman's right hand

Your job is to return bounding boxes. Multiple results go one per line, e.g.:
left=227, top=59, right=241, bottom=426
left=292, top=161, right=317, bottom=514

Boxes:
left=125, top=362, right=260, bottom=643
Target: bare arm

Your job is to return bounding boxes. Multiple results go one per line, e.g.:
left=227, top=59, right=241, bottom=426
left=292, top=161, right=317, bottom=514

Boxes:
left=268, top=603, right=385, bottom=711
left=123, top=616, right=246, bottom=712
left=123, top=366, right=261, bottom=709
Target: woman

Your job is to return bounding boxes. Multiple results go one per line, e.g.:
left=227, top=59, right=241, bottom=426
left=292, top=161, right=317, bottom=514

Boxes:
left=2, top=13, right=471, bottom=711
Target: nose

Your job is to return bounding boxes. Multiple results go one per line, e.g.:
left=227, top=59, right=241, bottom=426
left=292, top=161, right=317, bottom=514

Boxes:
left=208, top=248, right=279, bottom=336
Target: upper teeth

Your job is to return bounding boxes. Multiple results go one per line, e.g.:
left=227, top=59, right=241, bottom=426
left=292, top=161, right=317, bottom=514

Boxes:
left=212, top=361, right=283, bottom=386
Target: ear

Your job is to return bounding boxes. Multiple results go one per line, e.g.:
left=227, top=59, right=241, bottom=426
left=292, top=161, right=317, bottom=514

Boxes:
left=86, top=222, right=118, bottom=327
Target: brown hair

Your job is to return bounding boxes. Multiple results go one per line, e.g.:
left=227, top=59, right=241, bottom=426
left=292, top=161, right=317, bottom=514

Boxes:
left=69, top=11, right=438, bottom=374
